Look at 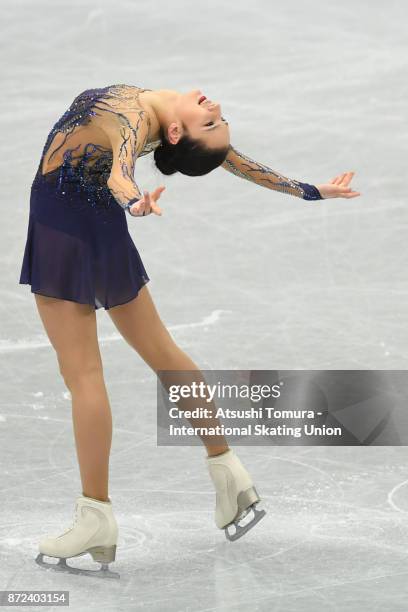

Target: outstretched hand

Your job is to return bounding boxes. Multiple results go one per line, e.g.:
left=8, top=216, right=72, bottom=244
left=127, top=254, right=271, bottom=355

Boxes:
left=129, top=186, right=165, bottom=216
left=316, top=172, right=361, bottom=199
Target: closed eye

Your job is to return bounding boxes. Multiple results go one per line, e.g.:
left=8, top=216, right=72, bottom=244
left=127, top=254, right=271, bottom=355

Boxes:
left=205, top=117, right=229, bottom=127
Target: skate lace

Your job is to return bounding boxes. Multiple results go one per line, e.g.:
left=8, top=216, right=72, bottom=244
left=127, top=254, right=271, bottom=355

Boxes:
left=59, top=504, right=81, bottom=538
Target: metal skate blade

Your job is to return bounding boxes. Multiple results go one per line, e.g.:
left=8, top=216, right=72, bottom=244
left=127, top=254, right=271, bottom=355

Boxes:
left=35, top=553, right=120, bottom=579
left=225, top=504, right=266, bottom=542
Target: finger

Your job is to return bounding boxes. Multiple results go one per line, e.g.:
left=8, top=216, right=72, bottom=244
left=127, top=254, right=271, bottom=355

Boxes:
left=333, top=173, right=347, bottom=185
left=343, top=186, right=360, bottom=195
left=337, top=188, right=353, bottom=197
left=130, top=197, right=143, bottom=215
left=153, top=186, right=166, bottom=198
left=330, top=174, right=348, bottom=185
left=137, top=197, right=146, bottom=215
left=151, top=203, right=162, bottom=215
left=152, top=203, right=161, bottom=215
left=152, top=189, right=163, bottom=200
left=144, top=190, right=152, bottom=204
left=342, top=172, right=355, bottom=187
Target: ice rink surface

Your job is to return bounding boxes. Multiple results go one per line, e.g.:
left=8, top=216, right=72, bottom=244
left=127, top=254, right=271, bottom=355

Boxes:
left=2, top=0, right=408, bottom=609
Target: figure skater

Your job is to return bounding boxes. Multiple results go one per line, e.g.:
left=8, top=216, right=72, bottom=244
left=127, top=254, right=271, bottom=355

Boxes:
left=19, top=84, right=360, bottom=578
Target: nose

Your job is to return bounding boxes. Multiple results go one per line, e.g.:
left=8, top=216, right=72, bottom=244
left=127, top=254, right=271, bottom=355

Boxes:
left=212, top=102, right=222, bottom=115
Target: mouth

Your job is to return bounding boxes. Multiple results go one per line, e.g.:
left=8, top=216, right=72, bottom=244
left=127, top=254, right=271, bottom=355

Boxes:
left=198, top=95, right=207, bottom=105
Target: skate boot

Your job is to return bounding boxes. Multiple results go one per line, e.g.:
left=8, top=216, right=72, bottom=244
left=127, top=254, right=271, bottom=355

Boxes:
left=35, top=494, right=119, bottom=579
left=206, top=449, right=266, bottom=541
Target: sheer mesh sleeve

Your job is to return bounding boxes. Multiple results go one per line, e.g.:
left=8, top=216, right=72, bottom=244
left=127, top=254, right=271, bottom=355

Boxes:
left=221, top=145, right=322, bottom=201
left=104, top=111, right=150, bottom=214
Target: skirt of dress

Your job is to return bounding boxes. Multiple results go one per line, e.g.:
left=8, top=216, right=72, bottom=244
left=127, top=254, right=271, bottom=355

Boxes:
left=19, top=163, right=150, bottom=310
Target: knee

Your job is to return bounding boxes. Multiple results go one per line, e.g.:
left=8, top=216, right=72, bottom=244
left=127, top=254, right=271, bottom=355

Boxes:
left=58, top=360, right=104, bottom=392
left=149, top=337, right=190, bottom=372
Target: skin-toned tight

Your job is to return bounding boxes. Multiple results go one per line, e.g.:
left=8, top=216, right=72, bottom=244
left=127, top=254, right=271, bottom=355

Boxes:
left=34, top=286, right=229, bottom=502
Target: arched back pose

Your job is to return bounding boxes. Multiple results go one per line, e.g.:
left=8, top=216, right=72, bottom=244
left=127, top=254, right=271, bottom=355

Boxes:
left=19, top=84, right=360, bottom=577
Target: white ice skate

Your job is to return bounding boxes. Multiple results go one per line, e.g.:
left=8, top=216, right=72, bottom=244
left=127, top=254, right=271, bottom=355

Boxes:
left=35, top=494, right=119, bottom=579
left=206, top=449, right=266, bottom=541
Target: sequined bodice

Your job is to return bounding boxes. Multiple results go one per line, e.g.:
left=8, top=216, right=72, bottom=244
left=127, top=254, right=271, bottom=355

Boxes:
left=34, top=84, right=162, bottom=218
left=39, top=84, right=161, bottom=179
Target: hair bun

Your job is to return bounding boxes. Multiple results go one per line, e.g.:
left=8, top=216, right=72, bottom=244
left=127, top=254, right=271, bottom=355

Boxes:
left=153, top=128, right=229, bottom=177
left=153, top=143, right=178, bottom=176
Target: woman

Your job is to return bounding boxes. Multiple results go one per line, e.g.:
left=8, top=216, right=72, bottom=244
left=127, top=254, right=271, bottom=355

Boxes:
left=19, top=84, right=360, bottom=577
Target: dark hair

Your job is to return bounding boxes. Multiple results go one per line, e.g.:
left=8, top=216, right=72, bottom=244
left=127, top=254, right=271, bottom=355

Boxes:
left=153, top=121, right=229, bottom=176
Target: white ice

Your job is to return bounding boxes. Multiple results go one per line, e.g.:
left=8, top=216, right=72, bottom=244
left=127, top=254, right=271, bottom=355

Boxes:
left=1, top=0, right=408, bottom=610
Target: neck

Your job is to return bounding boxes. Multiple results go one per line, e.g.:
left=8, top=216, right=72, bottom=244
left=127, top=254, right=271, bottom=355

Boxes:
left=143, top=89, right=181, bottom=142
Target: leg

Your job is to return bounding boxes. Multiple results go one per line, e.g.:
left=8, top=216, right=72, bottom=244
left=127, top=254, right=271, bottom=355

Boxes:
left=108, top=286, right=266, bottom=541
left=34, top=294, right=112, bottom=501
left=107, top=286, right=229, bottom=456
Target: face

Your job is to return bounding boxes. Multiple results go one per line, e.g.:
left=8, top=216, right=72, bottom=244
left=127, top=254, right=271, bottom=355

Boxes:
left=172, top=89, right=230, bottom=149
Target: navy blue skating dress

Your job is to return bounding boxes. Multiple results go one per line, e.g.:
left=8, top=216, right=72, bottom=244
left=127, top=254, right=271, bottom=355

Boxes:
left=19, top=84, right=161, bottom=310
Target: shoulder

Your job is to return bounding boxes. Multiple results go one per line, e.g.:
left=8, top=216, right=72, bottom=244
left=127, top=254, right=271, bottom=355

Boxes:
left=98, top=107, right=150, bottom=139
left=98, top=109, right=151, bottom=158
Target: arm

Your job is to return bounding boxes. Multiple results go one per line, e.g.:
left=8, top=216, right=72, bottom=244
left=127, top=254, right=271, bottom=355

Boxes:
left=104, top=112, right=150, bottom=214
left=221, top=144, right=323, bottom=201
